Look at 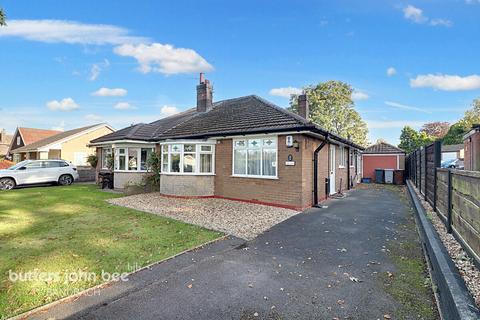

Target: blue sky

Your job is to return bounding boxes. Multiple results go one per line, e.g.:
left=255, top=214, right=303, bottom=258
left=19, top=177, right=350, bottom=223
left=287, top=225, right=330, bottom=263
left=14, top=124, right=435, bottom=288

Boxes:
left=0, top=0, right=479, bottom=145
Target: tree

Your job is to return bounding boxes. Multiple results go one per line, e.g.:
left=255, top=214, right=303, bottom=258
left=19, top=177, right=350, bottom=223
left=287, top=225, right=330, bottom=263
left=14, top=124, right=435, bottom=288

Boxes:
left=442, top=98, right=480, bottom=145
left=398, top=126, right=435, bottom=153
left=399, top=126, right=419, bottom=153
left=442, top=122, right=469, bottom=145
left=420, top=121, right=450, bottom=139
left=0, top=8, right=6, bottom=26
left=289, top=80, right=368, bottom=146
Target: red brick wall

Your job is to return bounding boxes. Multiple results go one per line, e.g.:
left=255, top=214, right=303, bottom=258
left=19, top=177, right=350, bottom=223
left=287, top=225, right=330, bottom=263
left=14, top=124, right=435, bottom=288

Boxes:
left=215, top=135, right=305, bottom=208
left=362, top=155, right=398, bottom=180
left=465, top=132, right=480, bottom=171
left=214, top=134, right=358, bottom=209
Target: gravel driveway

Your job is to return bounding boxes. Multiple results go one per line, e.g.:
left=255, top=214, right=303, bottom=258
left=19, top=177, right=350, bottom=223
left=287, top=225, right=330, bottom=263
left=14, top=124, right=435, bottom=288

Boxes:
left=108, top=194, right=299, bottom=240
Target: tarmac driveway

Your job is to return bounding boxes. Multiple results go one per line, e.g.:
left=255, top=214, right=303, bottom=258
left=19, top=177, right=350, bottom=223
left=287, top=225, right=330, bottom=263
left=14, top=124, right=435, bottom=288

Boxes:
left=29, top=185, right=437, bottom=320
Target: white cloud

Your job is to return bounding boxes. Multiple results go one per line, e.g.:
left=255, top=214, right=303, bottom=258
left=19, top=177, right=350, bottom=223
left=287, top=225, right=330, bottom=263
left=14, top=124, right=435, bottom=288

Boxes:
left=403, top=5, right=427, bottom=23
left=0, top=20, right=147, bottom=45
left=114, top=43, right=214, bottom=75
left=46, top=98, right=79, bottom=112
left=92, top=87, right=127, bottom=97
left=89, top=59, right=110, bottom=81
left=384, top=101, right=431, bottom=114
left=430, top=18, right=453, bottom=27
left=410, top=74, right=480, bottom=91
left=402, top=5, right=452, bottom=27
left=352, top=90, right=369, bottom=101
left=161, top=105, right=179, bottom=117
left=114, top=102, right=135, bottom=110
left=367, top=120, right=426, bottom=129
left=269, top=87, right=302, bottom=98
left=387, top=67, right=397, bottom=76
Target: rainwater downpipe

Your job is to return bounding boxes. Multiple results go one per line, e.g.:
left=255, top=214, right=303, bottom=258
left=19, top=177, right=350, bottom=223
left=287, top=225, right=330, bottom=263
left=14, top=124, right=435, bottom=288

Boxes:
left=313, top=133, right=329, bottom=207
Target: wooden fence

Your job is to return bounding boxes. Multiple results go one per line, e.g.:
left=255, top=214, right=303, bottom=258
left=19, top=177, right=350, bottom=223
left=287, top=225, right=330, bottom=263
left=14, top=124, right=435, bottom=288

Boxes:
left=406, top=142, right=480, bottom=266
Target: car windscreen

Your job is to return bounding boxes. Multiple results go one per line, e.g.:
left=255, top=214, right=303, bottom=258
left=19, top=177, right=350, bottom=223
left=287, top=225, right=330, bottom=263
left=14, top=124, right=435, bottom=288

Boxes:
left=7, top=160, right=29, bottom=170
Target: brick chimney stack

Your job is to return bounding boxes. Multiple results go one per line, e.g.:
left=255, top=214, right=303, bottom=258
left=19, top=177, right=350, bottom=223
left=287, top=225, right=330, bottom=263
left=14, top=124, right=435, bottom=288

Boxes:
left=197, top=73, right=213, bottom=112
left=298, top=93, right=309, bottom=120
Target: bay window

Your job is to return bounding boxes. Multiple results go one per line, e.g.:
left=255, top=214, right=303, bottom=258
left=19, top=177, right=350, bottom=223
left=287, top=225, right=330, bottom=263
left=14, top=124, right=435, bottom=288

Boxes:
left=233, top=136, right=277, bottom=178
left=161, top=142, right=215, bottom=174
left=115, top=147, right=155, bottom=172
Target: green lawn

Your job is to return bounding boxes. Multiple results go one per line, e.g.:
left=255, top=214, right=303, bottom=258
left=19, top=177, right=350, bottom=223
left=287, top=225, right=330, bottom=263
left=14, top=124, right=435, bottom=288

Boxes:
left=0, top=184, right=222, bottom=319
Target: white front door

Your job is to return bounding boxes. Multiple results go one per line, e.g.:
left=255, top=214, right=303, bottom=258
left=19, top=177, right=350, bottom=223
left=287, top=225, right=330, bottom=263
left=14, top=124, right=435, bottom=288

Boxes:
left=329, top=145, right=336, bottom=195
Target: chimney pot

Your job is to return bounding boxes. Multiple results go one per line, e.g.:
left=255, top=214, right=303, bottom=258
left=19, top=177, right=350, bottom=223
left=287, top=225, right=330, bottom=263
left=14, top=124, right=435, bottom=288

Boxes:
left=298, top=94, right=309, bottom=120
left=199, top=72, right=205, bottom=84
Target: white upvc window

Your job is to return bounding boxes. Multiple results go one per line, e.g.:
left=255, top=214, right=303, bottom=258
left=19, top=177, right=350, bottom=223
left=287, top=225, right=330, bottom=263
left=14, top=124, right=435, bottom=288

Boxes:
left=161, top=142, right=215, bottom=175
left=101, top=148, right=112, bottom=169
left=233, top=136, right=277, bottom=178
left=114, top=146, right=154, bottom=172
left=339, top=146, right=346, bottom=168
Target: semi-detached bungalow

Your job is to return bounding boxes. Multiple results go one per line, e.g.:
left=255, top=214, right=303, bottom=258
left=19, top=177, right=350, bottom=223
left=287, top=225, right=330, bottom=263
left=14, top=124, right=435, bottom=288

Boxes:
left=90, top=76, right=364, bottom=210
left=11, top=124, right=114, bottom=166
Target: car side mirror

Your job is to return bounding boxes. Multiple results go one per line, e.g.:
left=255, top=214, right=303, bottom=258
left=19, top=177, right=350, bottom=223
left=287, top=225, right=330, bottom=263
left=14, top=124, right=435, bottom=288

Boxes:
left=18, top=167, right=26, bottom=170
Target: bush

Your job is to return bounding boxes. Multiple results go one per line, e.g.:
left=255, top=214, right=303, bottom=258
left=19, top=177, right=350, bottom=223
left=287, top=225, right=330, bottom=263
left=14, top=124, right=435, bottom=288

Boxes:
left=143, top=151, right=160, bottom=190
left=86, top=154, right=98, bottom=168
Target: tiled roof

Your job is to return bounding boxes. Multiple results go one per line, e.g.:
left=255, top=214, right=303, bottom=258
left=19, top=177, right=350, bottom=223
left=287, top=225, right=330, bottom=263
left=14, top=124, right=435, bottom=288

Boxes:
left=90, top=95, right=364, bottom=150
left=90, top=109, right=198, bottom=143
left=14, top=124, right=105, bottom=153
left=363, top=142, right=405, bottom=154
left=160, top=95, right=310, bottom=139
left=18, top=128, right=62, bottom=145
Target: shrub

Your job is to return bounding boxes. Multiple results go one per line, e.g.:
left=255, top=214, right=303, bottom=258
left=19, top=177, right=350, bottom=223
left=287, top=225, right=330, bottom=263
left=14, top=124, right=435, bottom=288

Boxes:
left=86, top=154, right=98, bottom=168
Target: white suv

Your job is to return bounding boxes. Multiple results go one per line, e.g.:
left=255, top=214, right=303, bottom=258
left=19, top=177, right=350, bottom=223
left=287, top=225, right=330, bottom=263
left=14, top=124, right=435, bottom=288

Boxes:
left=0, top=160, right=80, bottom=190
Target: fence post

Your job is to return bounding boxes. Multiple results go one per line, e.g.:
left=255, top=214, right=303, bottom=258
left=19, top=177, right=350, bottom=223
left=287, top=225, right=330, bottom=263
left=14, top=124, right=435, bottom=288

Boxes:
left=433, top=140, right=442, bottom=212
left=424, top=147, right=428, bottom=202
left=415, top=150, right=418, bottom=187
left=419, top=148, right=422, bottom=194
left=447, top=169, right=453, bottom=233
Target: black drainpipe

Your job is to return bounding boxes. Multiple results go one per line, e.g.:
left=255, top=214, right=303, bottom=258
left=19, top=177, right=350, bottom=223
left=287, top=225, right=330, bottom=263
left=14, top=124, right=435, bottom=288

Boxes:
left=347, top=146, right=351, bottom=190
left=313, top=134, right=329, bottom=207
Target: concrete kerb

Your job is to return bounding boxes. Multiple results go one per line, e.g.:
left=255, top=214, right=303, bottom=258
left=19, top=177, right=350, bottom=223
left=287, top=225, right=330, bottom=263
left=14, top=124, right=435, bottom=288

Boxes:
left=406, top=180, right=480, bottom=319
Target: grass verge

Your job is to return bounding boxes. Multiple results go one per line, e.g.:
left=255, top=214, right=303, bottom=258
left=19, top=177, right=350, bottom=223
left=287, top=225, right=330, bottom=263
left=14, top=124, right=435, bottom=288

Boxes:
left=379, top=185, right=438, bottom=320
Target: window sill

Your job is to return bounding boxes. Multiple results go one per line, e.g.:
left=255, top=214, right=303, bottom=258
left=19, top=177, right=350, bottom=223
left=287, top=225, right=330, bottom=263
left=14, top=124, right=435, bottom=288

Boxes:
left=231, top=175, right=279, bottom=180
left=338, top=166, right=346, bottom=169
left=114, top=170, right=149, bottom=173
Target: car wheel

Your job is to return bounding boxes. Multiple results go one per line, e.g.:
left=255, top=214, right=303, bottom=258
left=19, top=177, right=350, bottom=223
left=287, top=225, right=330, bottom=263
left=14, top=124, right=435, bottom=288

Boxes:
left=58, top=174, right=73, bottom=186
left=0, top=178, right=16, bottom=190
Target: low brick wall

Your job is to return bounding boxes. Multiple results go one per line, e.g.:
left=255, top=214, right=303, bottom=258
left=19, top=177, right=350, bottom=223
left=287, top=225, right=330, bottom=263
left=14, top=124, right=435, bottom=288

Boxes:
left=76, top=166, right=96, bottom=182
left=160, top=174, right=214, bottom=196
left=114, top=172, right=145, bottom=189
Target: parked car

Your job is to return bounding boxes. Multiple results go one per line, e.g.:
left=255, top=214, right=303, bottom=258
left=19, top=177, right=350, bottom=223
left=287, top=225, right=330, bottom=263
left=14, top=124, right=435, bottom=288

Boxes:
left=0, top=160, right=79, bottom=190
left=441, top=159, right=465, bottom=169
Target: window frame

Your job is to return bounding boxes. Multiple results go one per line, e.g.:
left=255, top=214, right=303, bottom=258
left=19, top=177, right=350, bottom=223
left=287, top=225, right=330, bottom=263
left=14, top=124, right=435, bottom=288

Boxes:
left=232, top=136, right=278, bottom=179
left=114, top=146, right=155, bottom=172
left=160, top=141, right=215, bottom=175
left=101, top=148, right=112, bottom=170
left=339, top=146, right=346, bottom=168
